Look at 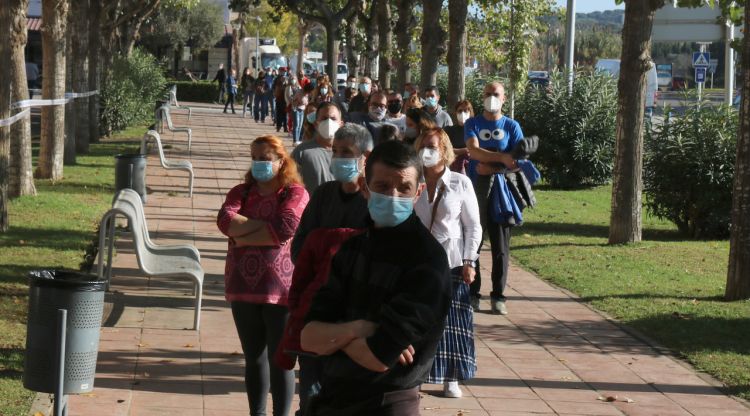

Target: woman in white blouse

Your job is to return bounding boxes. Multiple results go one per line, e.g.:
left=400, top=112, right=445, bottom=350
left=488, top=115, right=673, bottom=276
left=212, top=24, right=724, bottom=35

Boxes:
left=414, top=127, right=482, bottom=398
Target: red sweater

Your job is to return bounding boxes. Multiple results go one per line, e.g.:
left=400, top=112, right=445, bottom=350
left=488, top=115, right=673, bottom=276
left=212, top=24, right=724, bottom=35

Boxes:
left=217, top=182, right=309, bottom=305
left=274, top=227, right=364, bottom=370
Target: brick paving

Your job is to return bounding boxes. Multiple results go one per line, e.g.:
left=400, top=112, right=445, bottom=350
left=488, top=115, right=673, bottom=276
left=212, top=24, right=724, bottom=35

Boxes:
left=65, top=105, right=750, bottom=416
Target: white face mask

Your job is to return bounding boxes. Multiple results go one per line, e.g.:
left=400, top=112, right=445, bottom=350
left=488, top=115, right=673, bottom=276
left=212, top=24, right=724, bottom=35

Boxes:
left=419, top=147, right=441, bottom=168
left=457, top=111, right=470, bottom=124
left=317, top=119, right=340, bottom=140
left=484, top=96, right=503, bottom=113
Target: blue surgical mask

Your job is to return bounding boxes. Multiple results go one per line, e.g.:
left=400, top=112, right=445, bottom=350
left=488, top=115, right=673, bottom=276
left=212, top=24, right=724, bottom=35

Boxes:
left=251, top=161, right=276, bottom=182
left=359, top=83, right=370, bottom=94
left=424, top=97, right=438, bottom=108
left=320, top=87, right=329, bottom=95
left=403, top=91, right=411, bottom=99
left=306, top=112, right=317, bottom=124
left=367, top=189, right=414, bottom=227
left=330, top=157, right=361, bottom=183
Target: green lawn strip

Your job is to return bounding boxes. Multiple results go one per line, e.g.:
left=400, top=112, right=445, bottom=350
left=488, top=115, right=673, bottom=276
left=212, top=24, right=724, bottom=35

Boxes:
left=0, top=130, right=144, bottom=416
left=511, top=185, right=750, bottom=400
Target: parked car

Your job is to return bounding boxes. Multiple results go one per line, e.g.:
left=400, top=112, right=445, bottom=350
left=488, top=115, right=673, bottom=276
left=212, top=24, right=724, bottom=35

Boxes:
left=672, top=76, right=688, bottom=90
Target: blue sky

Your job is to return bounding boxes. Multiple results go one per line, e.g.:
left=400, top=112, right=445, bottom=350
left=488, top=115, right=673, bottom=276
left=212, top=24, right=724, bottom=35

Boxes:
left=555, top=0, right=625, bottom=13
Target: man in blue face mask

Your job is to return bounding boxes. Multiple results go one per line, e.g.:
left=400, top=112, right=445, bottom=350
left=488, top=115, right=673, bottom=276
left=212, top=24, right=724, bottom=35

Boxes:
left=422, top=85, right=453, bottom=128
left=347, top=76, right=372, bottom=113
left=291, top=123, right=373, bottom=261
left=301, top=140, right=452, bottom=416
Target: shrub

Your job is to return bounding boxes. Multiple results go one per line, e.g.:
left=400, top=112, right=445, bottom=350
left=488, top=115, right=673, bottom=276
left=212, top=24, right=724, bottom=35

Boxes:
left=170, top=80, right=221, bottom=103
left=515, top=69, right=618, bottom=188
left=100, top=49, right=166, bottom=135
left=644, top=103, right=738, bottom=238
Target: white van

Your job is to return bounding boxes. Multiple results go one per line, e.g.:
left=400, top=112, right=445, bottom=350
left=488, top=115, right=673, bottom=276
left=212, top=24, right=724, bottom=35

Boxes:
left=595, top=58, right=658, bottom=114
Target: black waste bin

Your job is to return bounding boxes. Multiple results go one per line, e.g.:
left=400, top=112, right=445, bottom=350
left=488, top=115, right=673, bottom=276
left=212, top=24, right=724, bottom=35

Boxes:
left=24, top=270, right=106, bottom=394
left=115, top=153, right=147, bottom=203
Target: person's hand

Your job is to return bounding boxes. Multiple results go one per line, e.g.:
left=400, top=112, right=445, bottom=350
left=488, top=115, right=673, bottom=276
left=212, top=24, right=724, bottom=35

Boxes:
left=398, top=345, right=415, bottom=366
left=349, top=320, right=377, bottom=338
left=462, top=265, right=476, bottom=284
left=476, top=162, right=496, bottom=176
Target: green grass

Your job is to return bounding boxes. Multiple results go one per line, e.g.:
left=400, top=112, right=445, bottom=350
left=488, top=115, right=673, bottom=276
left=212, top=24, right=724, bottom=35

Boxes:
left=0, top=130, right=143, bottom=416
left=512, top=185, right=750, bottom=399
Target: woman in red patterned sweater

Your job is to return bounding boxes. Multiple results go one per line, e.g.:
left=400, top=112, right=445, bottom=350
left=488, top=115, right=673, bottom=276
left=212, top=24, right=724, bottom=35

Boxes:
left=217, top=135, right=310, bottom=416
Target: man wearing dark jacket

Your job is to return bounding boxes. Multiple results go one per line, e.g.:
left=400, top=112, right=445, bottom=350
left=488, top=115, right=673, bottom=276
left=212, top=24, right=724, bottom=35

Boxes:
left=301, top=140, right=452, bottom=415
left=212, top=63, right=226, bottom=103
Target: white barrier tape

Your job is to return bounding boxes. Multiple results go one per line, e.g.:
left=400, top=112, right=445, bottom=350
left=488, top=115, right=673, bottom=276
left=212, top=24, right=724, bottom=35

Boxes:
left=10, top=90, right=98, bottom=110
left=0, top=109, right=30, bottom=127
left=1, top=89, right=98, bottom=126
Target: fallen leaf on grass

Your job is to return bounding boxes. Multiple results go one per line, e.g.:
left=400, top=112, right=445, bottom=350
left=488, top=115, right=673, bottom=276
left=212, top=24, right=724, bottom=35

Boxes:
left=671, top=311, right=692, bottom=320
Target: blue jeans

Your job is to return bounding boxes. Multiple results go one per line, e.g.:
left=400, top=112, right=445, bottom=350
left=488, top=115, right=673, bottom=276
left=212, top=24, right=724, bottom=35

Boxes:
left=292, top=109, right=304, bottom=143
left=296, top=355, right=323, bottom=416
left=254, top=94, right=268, bottom=121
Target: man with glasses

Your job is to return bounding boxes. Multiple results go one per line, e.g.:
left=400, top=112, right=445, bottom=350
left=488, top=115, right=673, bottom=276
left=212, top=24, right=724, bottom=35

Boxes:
left=464, top=81, right=523, bottom=316
left=348, top=91, right=395, bottom=141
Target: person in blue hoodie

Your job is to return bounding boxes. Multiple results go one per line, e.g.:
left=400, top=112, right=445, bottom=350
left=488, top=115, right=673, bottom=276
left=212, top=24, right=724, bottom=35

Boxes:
left=464, top=81, right=523, bottom=316
left=223, top=68, right=238, bottom=114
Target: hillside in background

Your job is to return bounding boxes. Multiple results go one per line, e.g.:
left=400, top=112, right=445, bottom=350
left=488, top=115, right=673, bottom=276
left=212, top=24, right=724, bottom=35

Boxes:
left=576, top=9, right=624, bottom=29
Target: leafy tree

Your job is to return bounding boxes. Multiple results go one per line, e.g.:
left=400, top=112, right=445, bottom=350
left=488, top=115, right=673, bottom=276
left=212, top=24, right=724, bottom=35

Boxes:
left=267, top=0, right=360, bottom=78
left=140, top=0, right=224, bottom=74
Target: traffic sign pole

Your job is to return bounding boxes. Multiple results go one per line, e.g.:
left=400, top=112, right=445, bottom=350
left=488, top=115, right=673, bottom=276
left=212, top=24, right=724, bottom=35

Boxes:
left=693, top=45, right=711, bottom=104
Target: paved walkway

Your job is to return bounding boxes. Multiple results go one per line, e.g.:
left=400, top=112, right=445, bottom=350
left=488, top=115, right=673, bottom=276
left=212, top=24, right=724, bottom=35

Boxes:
left=65, top=106, right=749, bottom=416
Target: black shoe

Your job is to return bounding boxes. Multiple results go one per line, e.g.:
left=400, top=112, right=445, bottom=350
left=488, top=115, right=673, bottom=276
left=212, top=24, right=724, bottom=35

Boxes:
left=232, top=111, right=237, bottom=114
left=223, top=110, right=227, bottom=113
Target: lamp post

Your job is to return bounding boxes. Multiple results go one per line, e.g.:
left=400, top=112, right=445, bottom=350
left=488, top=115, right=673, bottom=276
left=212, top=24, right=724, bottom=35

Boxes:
left=255, top=15, right=262, bottom=76
left=564, top=0, right=576, bottom=94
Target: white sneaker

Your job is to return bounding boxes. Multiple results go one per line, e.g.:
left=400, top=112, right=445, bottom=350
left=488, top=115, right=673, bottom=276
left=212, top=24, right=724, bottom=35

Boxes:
left=444, top=381, right=463, bottom=398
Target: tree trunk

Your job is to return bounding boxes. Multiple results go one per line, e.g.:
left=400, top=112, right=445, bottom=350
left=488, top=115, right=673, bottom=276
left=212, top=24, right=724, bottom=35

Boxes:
left=394, top=0, right=415, bottom=89
left=64, top=7, right=76, bottom=165
left=726, top=2, right=750, bottom=300
left=447, top=0, right=468, bottom=112
left=232, top=27, right=240, bottom=72
left=297, top=19, right=307, bottom=75
left=73, top=0, right=90, bottom=154
left=361, top=1, right=380, bottom=78
left=608, top=0, right=660, bottom=244
left=0, top=2, right=12, bottom=231
left=377, top=0, right=392, bottom=88
left=9, top=0, right=36, bottom=198
left=37, top=0, right=69, bottom=180
left=88, top=0, right=101, bottom=143
left=419, top=0, right=446, bottom=90
left=344, top=15, right=359, bottom=77
left=325, top=21, right=338, bottom=81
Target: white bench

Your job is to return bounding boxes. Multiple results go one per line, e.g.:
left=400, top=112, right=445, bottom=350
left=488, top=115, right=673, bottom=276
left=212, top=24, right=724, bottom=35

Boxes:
left=168, top=86, right=193, bottom=120
left=97, top=188, right=204, bottom=330
left=156, top=105, right=193, bottom=151
left=140, top=130, right=194, bottom=197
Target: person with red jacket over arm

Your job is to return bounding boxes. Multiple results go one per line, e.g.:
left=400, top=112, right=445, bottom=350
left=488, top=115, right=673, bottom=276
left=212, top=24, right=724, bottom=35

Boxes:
left=216, top=135, right=309, bottom=416
left=275, top=227, right=364, bottom=414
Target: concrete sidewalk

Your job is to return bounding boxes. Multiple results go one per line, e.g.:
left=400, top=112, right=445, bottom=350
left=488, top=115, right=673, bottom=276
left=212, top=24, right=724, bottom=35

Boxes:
left=65, top=105, right=749, bottom=416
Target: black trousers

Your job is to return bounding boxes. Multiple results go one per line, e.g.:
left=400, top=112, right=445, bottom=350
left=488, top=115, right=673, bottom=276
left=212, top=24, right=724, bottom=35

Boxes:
left=275, top=102, right=287, bottom=130
left=231, top=302, right=294, bottom=416
left=224, top=92, right=236, bottom=113
left=470, top=175, right=512, bottom=300
left=311, top=386, right=420, bottom=416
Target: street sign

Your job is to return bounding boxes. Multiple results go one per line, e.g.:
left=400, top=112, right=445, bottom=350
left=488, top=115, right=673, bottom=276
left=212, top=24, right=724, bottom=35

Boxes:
left=695, top=67, right=707, bottom=83
left=708, top=58, right=719, bottom=74
left=693, top=52, right=710, bottom=67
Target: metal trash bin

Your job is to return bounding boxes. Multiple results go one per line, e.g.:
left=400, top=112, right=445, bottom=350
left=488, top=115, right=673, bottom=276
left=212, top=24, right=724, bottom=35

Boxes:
left=115, top=153, right=147, bottom=203
left=24, top=270, right=106, bottom=394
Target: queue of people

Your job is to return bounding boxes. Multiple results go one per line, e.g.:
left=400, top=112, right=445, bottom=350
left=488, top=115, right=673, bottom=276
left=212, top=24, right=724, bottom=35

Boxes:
left=217, top=77, right=537, bottom=415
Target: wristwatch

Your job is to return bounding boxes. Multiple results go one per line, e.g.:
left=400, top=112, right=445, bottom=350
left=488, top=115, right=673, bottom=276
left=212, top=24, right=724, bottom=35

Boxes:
left=463, top=259, right=475, bottom=267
